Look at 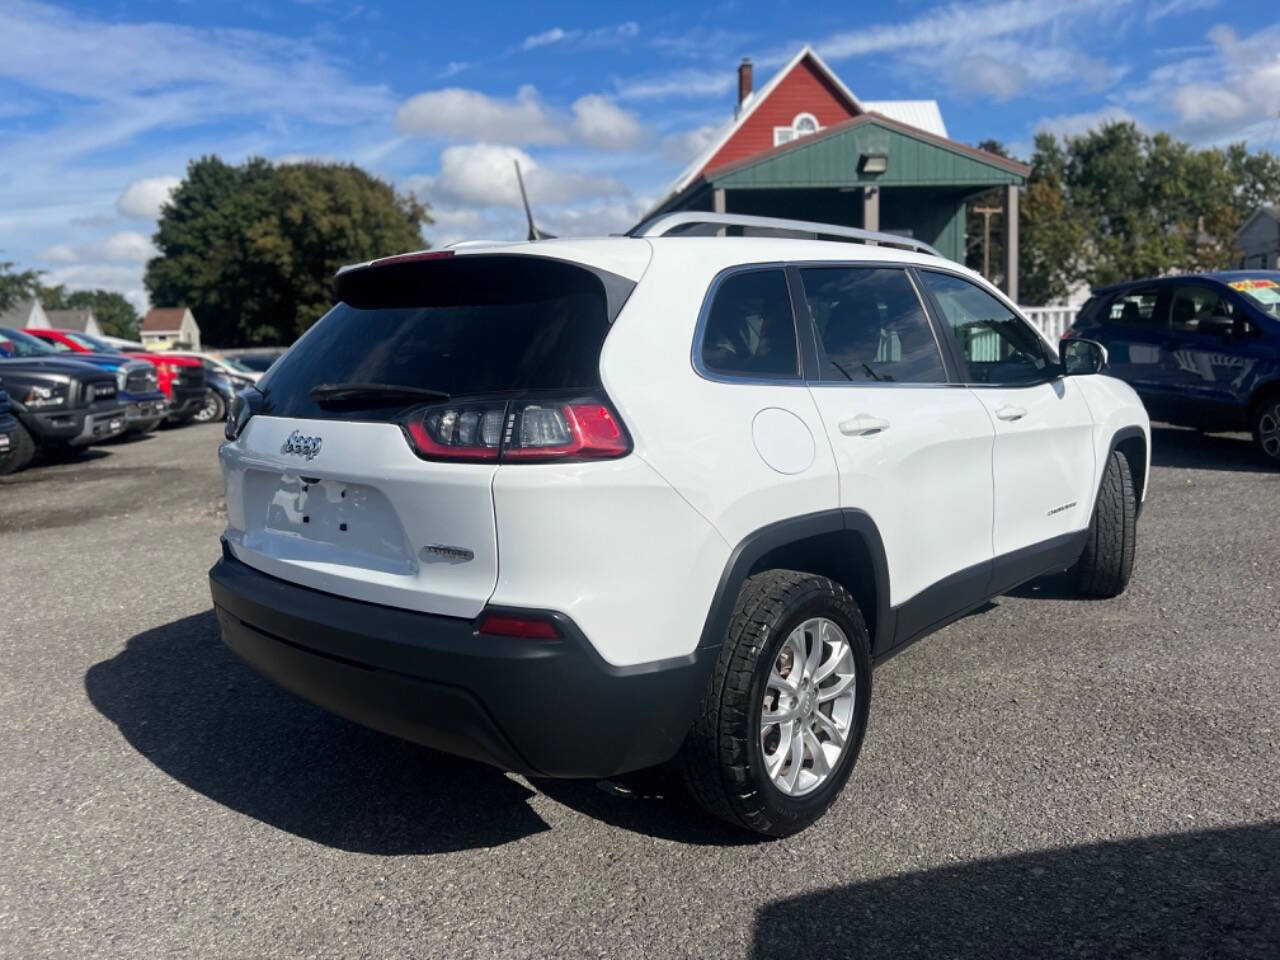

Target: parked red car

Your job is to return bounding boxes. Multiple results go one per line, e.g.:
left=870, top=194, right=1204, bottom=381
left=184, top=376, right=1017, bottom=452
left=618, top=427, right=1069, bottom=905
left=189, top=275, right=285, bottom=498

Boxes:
left=24, top=328, right=208, bottom=425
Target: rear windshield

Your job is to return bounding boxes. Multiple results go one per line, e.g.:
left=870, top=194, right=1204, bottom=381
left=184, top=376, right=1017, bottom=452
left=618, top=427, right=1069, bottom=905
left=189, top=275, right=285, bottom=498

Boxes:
left=258, top=254, right=634, bottom=420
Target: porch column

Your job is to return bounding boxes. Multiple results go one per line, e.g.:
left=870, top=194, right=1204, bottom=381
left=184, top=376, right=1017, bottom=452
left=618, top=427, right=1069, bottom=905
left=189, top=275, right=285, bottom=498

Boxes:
left=1003, top=183, right=1019, bottom=304
left=713, top=188, right=726, bottom=236
left=862, top=186, right=880, bottom=234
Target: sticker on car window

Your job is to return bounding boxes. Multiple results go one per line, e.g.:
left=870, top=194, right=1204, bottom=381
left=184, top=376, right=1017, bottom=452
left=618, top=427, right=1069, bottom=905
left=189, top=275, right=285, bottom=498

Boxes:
left=1230, top=278, right=1280, bottom=304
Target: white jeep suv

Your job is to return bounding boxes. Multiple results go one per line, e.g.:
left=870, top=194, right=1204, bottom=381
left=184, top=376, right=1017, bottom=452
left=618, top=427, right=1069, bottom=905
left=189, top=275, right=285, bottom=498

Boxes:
left=211, top=214, right=1149, bottom=837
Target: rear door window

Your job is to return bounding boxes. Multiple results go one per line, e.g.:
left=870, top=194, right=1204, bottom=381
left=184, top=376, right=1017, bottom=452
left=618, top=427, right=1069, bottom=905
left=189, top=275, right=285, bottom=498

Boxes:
left=1106, top=288, right=1162, bottom=327
left=258, top=255, right=633, bottom=421
left=799, top=267, right=946, bottom=383
left=698, top=269, right=800, bottom=380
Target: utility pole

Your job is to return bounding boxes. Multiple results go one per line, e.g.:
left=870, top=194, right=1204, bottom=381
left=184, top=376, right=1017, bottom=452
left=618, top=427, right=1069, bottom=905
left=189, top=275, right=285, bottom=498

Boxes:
left=974, top=205, right=1002, bottom=281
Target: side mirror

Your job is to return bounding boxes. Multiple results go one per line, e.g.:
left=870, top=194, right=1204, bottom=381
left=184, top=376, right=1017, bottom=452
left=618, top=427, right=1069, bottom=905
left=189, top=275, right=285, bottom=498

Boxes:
left=1061, top=338, right=1108, bottom=376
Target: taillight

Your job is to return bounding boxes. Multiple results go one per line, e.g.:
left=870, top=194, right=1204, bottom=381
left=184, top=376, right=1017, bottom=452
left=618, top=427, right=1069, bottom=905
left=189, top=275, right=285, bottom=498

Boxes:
left=1060, top=328, right=1079, bottom=340
left=402, top=395, right=631, bottom=463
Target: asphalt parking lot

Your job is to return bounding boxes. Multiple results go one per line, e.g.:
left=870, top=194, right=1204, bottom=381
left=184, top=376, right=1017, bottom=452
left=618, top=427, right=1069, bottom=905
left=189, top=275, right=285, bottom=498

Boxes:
left=2, top=423, right=1278, bottom=959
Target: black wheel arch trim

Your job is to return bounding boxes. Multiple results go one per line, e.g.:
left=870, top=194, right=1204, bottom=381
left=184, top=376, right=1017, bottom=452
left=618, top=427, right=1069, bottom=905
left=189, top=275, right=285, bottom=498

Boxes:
left=697, top=509, right=893, bottom=653
left=1105, top=424, right=1148, bottom=515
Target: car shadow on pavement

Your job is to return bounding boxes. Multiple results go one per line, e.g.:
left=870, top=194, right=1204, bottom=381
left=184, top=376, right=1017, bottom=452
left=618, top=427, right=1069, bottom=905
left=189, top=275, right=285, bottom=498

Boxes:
left=752, top=821, right=1280, bottom=959
left=86, top=610, right=757, bottom=852
left=1150, top=425, right=1269, bottom=473
left=85, top=611, right=552, bottom=855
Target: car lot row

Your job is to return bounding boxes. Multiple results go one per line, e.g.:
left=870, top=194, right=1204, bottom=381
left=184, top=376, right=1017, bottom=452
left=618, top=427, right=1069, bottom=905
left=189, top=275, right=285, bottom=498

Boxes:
left=0, top=325, right=283, bottom=475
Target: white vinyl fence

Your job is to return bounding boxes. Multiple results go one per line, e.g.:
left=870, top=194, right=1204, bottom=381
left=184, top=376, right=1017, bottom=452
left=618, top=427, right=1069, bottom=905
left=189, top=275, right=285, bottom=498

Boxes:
left=1020, top=305, right=1077, bottom=342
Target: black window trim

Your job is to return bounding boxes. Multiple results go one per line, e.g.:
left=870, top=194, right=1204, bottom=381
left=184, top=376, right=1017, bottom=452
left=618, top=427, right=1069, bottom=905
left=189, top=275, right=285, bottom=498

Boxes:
left=691, top=262, right=806, bottom=386
left=912, top=265, right=1064, bottom=389
left=1101, top=283, right=1166, bottom=331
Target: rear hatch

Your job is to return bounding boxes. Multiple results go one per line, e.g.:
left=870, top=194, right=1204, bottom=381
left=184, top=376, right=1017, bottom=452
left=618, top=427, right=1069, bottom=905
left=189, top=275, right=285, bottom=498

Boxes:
left=220, top=247, right=646, bottom=617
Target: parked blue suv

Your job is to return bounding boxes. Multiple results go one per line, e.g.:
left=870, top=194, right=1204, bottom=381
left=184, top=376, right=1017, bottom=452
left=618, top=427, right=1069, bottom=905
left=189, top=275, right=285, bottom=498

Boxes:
left=1066, top=271, right=1280, bottom=465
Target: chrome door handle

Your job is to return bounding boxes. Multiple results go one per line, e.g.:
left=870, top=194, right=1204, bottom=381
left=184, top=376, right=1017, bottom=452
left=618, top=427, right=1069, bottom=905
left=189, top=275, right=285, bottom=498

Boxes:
left=995, top=405, right=1027, bottom=422
left=839, top=414, right=891, bottom=436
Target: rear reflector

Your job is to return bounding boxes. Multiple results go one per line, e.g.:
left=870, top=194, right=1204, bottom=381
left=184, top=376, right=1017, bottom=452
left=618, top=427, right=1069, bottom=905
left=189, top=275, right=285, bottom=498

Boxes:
left=476, top=613, right=560, bottom=639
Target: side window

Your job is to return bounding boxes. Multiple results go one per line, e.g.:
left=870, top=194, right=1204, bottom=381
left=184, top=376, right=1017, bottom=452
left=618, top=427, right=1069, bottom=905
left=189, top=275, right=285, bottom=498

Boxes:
left=1168, top=285, right=1234, bottom=335
left=918, top=271, right=1054, bottom=385
left=699, top=269, right=799, bottom=380
left=1106, top=288, right=1161, bottom=327
left=799, top=267, right=946, bottom=383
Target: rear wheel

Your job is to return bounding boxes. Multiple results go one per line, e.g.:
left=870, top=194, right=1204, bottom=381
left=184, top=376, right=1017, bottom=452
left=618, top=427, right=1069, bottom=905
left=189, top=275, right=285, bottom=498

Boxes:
left=1252, top=394, right=1280, bottom=466
left=193, top=391, right=225, bottom=423
left=0, top=422, right=36, bottom=475
left=1071, top=449, right=1136, bottom=597
left=679, top=570, right=872, bottom=837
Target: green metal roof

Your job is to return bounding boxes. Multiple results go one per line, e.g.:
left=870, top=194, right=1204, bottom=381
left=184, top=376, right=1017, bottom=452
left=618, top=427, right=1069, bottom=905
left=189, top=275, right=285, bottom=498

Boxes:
left=705, top=114, right=1027, bottom=191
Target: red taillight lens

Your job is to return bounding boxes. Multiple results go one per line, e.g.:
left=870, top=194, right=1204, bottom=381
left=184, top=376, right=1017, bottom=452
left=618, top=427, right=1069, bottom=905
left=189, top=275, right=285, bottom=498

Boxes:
left=402, top=395, right=631, bottom=463
left=404, top=401, right=505, bottom=461
left=501, top=400, right=629, bottom=460
left=476, top=613, right=560, bottom=639
left=1060, top=328, right=1079, bottom=340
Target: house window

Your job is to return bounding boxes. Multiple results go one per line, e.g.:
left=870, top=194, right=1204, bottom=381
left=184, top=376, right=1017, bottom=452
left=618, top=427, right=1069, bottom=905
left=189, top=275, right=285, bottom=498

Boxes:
left=773, top=112, right=821, bottom=146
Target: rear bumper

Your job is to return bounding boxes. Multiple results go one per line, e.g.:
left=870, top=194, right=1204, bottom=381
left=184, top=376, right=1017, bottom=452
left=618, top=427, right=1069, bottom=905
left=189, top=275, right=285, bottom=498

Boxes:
left=209, top=548, right=715, bottom=778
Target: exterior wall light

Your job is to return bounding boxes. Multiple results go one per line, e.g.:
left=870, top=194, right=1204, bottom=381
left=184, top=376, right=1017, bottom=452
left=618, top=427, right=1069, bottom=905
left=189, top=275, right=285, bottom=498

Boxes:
left=859, top=153, right=889, bottom=174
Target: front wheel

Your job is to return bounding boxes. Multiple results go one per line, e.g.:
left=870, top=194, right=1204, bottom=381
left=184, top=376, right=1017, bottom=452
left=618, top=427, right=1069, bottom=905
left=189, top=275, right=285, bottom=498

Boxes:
left=0, top=422, right=37, bottom=475
left=1071, top=448, right=1137, bottom=597
left=193, top=391, right=226, bottom=424
left=679, top=570, right=872, bottom=837
left=1252, top=395, right=1280, bottom=466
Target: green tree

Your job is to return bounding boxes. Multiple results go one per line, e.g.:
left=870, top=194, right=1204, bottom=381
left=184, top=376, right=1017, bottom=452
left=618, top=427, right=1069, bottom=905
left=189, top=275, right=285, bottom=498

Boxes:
left=145, top=156, right=431, bottom=345
left=0, top=261, right=44, bottom=312
left=41, top=287, right=140, bottom=339
left=1019, top=122, right=1280, bottom=304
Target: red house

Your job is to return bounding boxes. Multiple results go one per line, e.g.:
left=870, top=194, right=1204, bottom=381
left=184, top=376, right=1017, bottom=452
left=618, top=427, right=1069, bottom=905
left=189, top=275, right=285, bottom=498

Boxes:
left=643, top=47, right=1028, bottom=299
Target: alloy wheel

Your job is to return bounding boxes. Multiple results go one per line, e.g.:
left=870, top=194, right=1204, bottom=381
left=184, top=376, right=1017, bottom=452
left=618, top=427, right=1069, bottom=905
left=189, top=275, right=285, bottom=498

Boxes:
left=759, top=617, right=857, bottom=797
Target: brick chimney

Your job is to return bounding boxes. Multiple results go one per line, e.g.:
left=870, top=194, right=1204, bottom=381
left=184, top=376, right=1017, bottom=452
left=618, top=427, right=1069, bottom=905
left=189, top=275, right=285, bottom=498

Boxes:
left=737, top=58, right=753, bottom=110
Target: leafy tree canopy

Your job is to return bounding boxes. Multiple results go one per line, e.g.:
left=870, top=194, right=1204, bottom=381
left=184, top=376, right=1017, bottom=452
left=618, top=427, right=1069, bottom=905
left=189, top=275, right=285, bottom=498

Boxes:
left=0, top=261, right=44, bottom=312
left=145, top=156, right=431, bottom=346
left=40, top=286, right=140, bottom=339
left=1016, top=123, right=1280, bottom=304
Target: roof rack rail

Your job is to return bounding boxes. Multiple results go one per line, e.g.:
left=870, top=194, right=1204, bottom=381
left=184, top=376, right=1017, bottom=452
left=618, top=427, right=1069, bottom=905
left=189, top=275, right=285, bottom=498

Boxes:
left=628, top=212, right=941, bottom=257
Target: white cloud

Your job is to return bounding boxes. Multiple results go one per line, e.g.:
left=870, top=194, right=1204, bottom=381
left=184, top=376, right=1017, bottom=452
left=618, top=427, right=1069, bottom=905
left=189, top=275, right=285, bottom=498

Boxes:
left=1128, top=23, right=1280, bottom=142
left=614, top=69, right=734, bottom=101
left=395, top=86, right=647, bottom=151
left=1147, top=0, right=1219, bottom=23
left=661, top=124, right=721, bottom=165
left=115, top=177, right=181, bottom=220
left=951, top=54, right=1028, bottom=101
left=414, top=143, right=627, bottom=210
left=396, top=85, right=564, bottom=145
left=1036, top=105, right=1141, bottom=138
left=571, top=95, right=647, bottom=150
left=815, top=0, right=1111, bottom=61
left=101, top=231, right=154, bottom=263
left=522, top=27, right=570, bottom=51
left=37, top=231, right=155, bottom=267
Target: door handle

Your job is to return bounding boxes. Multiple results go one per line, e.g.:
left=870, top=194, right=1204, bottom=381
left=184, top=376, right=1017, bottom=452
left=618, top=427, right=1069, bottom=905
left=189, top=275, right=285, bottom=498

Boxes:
left=994, top=405, right=1027, bottom=422
left=839, top=414, right=891, bottom=436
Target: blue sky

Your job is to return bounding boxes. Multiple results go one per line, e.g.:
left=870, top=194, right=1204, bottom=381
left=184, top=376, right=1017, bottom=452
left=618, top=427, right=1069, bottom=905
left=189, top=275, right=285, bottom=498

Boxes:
left=1, top=0, right=1278, bottom=310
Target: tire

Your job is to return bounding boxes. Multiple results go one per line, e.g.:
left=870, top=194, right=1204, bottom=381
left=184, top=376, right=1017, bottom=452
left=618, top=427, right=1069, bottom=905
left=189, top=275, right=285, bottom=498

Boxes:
left=0, top=422, right=36, bottom=475
left=193, top=391, right=226, bottom=424
left=1251, top=393, right=1280, bottom=467
left=164, top=412, right=196, bottom=428
left=1071, top=449, right=1137, bottom=597
left=679, top=569, right=872, bottom=837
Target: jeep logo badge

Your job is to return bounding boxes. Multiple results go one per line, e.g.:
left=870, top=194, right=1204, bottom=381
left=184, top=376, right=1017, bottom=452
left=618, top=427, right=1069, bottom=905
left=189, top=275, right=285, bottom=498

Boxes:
left=282, top=430, right=322, bottom=461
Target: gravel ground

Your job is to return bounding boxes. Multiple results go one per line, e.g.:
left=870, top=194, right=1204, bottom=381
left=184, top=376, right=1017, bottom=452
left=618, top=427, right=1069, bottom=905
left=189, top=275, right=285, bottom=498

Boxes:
left=1, top=422, right=1277, bottom=959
